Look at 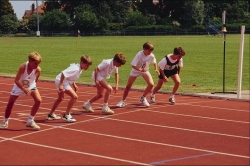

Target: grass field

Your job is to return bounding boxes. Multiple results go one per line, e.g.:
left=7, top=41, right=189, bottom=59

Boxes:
left=0, top=35, right=249, bottom=94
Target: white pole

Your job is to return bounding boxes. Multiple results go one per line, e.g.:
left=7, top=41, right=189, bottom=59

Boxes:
left=222, top=10, right=226, bottom=24
left=237, top=25, right=245, bottom=98
left=36, top=0, right=40, bottom=37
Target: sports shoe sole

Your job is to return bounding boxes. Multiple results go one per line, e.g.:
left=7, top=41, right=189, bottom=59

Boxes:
left=0, top=124, right=8, bottom=129
left=62, top=118, right=76, bottom=123
left=116, top=104, right=125, bottom=108
left=26, top=124, right=40, bottom=130
left=102, top=111, right=114, bottom=115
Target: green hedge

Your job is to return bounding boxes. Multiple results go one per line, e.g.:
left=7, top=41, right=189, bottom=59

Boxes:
left=125, top=25, right=180, bottom=31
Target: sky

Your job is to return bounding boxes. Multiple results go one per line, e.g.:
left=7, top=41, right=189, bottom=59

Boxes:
left=10, top=0, right=42, bottom=20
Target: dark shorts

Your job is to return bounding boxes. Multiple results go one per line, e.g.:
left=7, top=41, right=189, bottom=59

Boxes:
left=158, top=67, right=178, bottom=79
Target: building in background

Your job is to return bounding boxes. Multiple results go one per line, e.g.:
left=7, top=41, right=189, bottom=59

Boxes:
left=22, top=3, right=45, bottom=19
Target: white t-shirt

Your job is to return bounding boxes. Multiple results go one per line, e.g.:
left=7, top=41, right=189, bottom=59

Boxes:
left=131, top=50, right=156, bottom=74
left=56, top=63, right=82, bottom=84
left=95, top=58, right=118, bottom=79
left=158, top=54, right=183, bottom=70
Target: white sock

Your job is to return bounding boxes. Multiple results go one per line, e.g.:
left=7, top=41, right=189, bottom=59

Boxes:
left=4, top=118, right=9, bottom=123
left=103, top=103, right=108, bottom=107
left=170, top=94, right=174, bottom=98
left=27, top=115, right=34, bottom=123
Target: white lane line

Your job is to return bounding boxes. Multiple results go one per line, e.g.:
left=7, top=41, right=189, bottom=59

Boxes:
left=10, top=139, right=150, bottom=165
left=144, top=109, right=250, bottom=124
left=60, top=126, right=250, bottom=159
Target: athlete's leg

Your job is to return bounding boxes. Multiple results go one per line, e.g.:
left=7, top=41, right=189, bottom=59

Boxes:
left=30, top=89, right=42, bottom=116
left=122, top=75, right=137, bottom=100
left=64, top=89, right=78, bottom=115
left=4, top=95, right=19, bottom=118
left=141, top=72, right=154, bottom=97
left=170, top=74, right=181, bottom=95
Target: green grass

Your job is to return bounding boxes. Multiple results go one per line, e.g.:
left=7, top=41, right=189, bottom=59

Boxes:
left=0, top=35, right=249, bottom=94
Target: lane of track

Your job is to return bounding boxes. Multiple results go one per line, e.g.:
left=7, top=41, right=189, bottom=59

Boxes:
left=0, top=77, right=249, bottom=165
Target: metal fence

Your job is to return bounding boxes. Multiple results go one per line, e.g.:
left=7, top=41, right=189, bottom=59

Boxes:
left=5, top=29, right=250, bottom=37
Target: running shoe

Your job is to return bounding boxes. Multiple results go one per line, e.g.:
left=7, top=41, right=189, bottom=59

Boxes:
left=62, top=114, right=76, bottom=122
left=102, top=106, right=114, bottom=115
left=169, top=97, right=176, bottom=104
left=0, top=121, right=8, bottom=129
left=82, top=102, right=94, bottom=112
left=150, top=94, right=156, bottom=103
left=116, top=100, right=126, bottom=107
left=47, top=113, right=61, bottom=120
left=140, top=96, right=150, bottom=107
left=26, top=121, right=40, bottom=130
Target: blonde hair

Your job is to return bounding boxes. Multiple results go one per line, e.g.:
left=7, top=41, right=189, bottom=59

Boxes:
left=80, top=55, right=92, bottom=65
left=28, top=52, right=42, bottom=62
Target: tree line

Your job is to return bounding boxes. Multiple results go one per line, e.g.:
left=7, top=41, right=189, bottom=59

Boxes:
left=0, top=0, right=249, bottom=35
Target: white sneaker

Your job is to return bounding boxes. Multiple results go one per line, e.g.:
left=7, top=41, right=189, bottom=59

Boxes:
left=150, top=94, right=156, bottom=103
left=82, top=102, right=94, bottom=112
left=62, top=114, right=76, bottom=122
left=140, top=96, right=150, bottom=107
left=116, top=100, right=126, bottom=107
left=0, top=121, right=8, bottom=129
left=26, top=121, right=40, bottom=130
left=102, top=106, right=114, bottom=115
left=169, top=97, right=176, bottom=104
left=47, top=113, right=61, bottom=120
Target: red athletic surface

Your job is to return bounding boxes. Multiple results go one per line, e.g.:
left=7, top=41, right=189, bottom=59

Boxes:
left=0, top=76, right=249, bottom=165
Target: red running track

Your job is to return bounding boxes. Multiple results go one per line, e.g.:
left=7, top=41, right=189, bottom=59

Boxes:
left=0, top=76, right=249, bottom=165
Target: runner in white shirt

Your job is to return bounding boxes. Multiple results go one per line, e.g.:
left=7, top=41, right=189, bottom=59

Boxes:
left=0, top=52, right=42, bottom=130
left=83, top=53, right=126, bottom=115
left=47, top=55, right=92, bottom=122
left=150, top=46, right=185, bottom=104
left=116, top=42, right=159, bottom=107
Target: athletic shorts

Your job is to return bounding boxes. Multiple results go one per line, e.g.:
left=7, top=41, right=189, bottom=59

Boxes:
left=55, top=80, right=72, bottom=92
left=159, top=67, right=178, bottom=79
left=10, top=85, right=37, bottom=96
left=91, top=72, right=106, bottom=85
left=130, top=70, right=150, bottom=77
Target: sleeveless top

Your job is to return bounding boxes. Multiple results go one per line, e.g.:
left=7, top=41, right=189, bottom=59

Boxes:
left=16, top=61, right=37, bottom=89
left=164, top=55, right=179, bottom=70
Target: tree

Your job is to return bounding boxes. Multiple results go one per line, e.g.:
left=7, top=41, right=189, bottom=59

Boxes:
left=27, top=14, right=39, bottom=32
left=40, top=9, right=70, bottom=31
left=0, top=14, right=19, bottom=33
left=183, top=0, right=205, bottom=26
left=105, top=0, right=129, bottom=23
left=18, top=18, right=29, bottom=32
left=94, top=1, right=113, bottom=22
left=0, top=0, right=19, bottom=33
left=125, top=10, right=150, bottom=27
left=0, top=0, right=14, bottom=17
left=74, top=4, right=98, bottom=31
